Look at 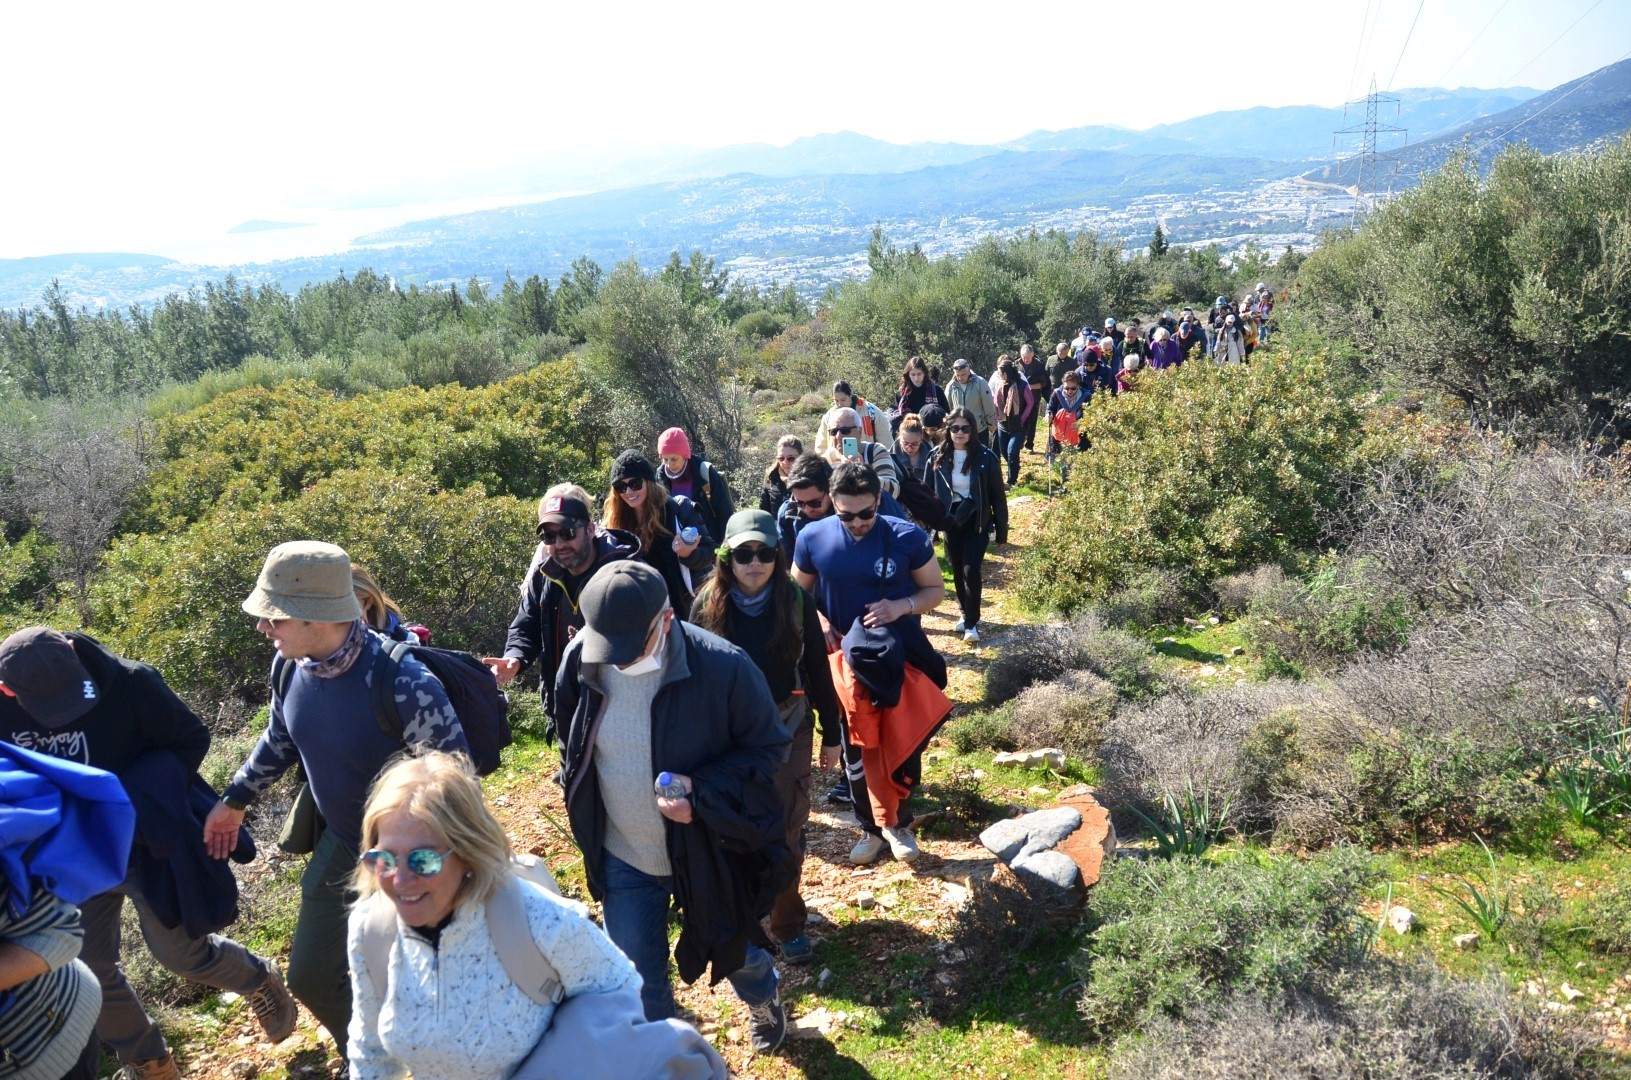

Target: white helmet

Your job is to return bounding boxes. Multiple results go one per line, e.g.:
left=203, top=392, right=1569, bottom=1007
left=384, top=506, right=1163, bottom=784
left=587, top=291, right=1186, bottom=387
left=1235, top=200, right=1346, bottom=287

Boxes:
left=1256, top=282, right=1267, bottom=291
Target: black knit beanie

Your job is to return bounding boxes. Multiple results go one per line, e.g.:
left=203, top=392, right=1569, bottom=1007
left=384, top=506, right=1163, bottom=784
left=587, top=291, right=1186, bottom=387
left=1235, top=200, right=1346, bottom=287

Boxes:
left=610, top=449, right=657, bottom=484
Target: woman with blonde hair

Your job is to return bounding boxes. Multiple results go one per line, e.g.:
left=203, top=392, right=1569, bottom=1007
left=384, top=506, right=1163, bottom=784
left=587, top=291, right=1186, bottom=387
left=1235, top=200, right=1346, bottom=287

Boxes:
left=605, top=450, right=713, bottom=618
left=347, top=750, right=724, bottom=1079
left=351, top=563, right=429, bottom=644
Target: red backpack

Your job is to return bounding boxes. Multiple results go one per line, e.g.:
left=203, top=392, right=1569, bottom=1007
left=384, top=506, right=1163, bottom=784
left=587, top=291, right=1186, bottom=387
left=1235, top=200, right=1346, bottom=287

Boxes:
left=1050, top=408, right=1079, bottom=448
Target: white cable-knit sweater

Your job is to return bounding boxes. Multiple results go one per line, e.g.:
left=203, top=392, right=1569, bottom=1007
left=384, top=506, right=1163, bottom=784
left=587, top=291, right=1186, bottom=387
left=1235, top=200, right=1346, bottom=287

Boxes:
left=346, top=879, right=640, bottom=1079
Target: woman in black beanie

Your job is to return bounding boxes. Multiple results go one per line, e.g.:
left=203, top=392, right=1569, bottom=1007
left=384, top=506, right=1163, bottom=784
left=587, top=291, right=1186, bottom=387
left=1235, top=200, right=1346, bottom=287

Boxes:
left=603, top=449, right=714, bottom=617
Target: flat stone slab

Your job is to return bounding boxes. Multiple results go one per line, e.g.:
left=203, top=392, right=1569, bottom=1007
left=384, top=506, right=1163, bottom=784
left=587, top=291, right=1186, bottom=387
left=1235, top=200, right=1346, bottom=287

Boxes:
left=1054, top=788, right=1116, bottom=889
left=979, top=806, right=1081, bottom=862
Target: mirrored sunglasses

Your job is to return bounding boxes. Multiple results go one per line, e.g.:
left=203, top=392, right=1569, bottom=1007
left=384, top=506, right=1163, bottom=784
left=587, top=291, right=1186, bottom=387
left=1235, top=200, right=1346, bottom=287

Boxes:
left=361, top=847, right=452, bottom=877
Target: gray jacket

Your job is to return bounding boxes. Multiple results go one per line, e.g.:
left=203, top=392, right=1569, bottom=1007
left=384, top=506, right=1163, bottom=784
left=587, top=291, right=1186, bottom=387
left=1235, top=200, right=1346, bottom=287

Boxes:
left=945, top=373, right=997, bottom=434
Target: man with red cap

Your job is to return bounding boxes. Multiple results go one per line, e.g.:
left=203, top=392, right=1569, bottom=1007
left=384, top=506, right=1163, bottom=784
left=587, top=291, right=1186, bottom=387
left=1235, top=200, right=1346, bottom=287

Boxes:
left=654, top=426, right=734, bottom=546
left=0, top=626, right=297, bottom=1079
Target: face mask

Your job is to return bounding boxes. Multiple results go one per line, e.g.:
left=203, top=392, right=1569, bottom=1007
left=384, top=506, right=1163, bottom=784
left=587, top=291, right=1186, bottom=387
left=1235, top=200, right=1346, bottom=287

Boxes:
left=616, top=612, right=669, bottom=677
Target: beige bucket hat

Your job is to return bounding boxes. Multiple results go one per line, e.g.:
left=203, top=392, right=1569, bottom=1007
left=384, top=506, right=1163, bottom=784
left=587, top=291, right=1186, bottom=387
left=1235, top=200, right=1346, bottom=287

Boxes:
left=241, top=541, right=364, bottom=623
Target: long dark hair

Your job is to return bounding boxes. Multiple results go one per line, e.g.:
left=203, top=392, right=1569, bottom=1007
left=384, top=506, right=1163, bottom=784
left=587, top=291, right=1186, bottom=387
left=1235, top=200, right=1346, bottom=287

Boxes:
left=934, top=407, right=980, bottom=475
left=690, top=545, right=803, bottom=667
left=897, top=356, right=933, bottom=400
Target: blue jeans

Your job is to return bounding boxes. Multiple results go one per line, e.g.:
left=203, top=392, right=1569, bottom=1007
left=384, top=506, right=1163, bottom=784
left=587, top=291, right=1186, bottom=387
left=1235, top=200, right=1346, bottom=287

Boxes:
left=600, top=851, right=779, bottom=1021
left=996, top=428, right=1024, bottom=485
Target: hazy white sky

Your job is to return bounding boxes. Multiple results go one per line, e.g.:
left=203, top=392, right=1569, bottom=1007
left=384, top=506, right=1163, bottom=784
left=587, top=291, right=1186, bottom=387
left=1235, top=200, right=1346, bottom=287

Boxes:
left=3, top=0, right=1628, bottom=258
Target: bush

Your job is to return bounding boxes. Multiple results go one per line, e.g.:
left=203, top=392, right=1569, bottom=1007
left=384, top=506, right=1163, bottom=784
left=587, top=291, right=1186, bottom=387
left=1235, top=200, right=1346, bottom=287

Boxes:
left=1109, top=963, right=1602, bottom=1079
left=1243, top=560, right=1411, bottom=670
left=983, top=611, right=1164, bottom=705
left=945, top=705, right=1016, bottom=755
left=1582, top=874, right=1631, bottom=957
left=1076, top=845, right=1385, bottom=1034
left=1021, top=354, right=1363, bottom=612
left=1211, top=563, right=1285, bottom=616
left=1100, top=567, right=1195, bottom=629
left=1007, top=671, right=1119, bottom=759
left=1341, top=727, right=1545, bottom=843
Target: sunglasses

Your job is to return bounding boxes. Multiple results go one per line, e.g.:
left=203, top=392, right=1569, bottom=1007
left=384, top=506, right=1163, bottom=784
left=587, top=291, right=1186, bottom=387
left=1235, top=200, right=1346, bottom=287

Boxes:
left=730, top=547, right=778, bottom=565
left=612, top=477, right=646, bottom=495
left=776, top=454, right=799, bottom=463
left=361, top=847, right=452, bottom=877
left=536, top=521, right=583, bottom=544
left=792, top=494, right=826, bottom=510
left=836, top=506, right=878, bottom=522
left=828, top=425, right=857, bottom=436
left=948, top=425, right=973, bottom=434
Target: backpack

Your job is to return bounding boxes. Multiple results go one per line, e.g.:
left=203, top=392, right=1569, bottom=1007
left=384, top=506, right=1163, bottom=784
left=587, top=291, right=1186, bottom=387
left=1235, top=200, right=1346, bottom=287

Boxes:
left=1050, top=407, right=1079, bottom=448
left=271, top=638, right=512, bottom=776
left=360, top=856, right=564, bottom=1007
left=854, top=398, right=877, bottom=439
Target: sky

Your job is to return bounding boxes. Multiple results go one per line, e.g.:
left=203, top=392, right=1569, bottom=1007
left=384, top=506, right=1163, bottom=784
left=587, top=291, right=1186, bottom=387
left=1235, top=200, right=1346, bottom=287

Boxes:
left=3, top=0, right=1628, bottom=260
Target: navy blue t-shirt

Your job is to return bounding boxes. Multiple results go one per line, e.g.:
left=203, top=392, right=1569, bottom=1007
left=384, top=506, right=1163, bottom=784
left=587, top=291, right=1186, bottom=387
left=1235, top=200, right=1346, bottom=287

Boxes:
left=794, top=514, right=935, bottom=634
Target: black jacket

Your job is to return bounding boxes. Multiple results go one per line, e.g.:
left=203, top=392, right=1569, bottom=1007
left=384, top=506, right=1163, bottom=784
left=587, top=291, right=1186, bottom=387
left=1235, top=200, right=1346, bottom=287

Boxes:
left=649, top=495, right=715, bottom=619
left=0, top=632, right=209, bottom=776
left=929, top=442, right=1009, bottom=542
left=554, top=622, right=792, bottom=984
left=758, top=464, right=790, bottom=515
left=657, top=457, right=734, bottom=549
left=893, top=381, right=946, bottom=420
left=503, top=527, right=641, bottom=726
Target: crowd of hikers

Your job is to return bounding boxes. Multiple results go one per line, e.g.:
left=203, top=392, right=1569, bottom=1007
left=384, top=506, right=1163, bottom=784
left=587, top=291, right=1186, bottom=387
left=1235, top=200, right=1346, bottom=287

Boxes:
left=0, top=289, right=1273, bottom=1079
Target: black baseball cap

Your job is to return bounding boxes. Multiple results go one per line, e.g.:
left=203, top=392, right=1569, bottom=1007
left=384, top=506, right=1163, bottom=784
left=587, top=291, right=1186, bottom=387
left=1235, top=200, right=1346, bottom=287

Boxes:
left=577, top=562, right=670, bottom=665
left=0, top=627, right=100, bottom=729
left=538, top=494, right=592, bottom=529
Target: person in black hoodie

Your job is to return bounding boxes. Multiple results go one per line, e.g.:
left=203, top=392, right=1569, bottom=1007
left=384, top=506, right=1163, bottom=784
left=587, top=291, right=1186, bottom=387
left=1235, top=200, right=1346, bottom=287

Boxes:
left=0, top=627, right=296, bottom=1079
left=485, top=484, right=640, bottom=729
left=892, top=356, right=946, bottom=423
left=689, top=510, right=842, bottom=968
left=757, top=435, right=804, bottom=514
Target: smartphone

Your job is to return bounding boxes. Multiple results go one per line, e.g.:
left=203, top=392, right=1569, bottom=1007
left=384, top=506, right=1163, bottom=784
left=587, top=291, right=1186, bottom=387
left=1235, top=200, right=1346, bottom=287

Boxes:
left=842, top=436, right=860, bottom=459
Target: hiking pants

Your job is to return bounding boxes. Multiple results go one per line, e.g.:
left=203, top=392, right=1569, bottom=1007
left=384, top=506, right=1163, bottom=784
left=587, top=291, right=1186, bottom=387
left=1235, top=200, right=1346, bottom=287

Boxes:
left=839, top=713, right=923, bottom=835
left=80, top=870, right=271, bottom=1061
left=287, top=829, right=357, bottom=1055
left=769, top=714, right=815, bottom=943
left=1021, top=397, right=1043, bottom=451
left=945, top=521, right=990, bottom=629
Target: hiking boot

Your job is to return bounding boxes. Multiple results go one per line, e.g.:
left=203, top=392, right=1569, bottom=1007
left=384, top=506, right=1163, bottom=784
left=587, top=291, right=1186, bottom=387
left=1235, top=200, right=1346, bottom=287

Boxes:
left=963, top=626, right=981, bottom=644
left=748, top=991, right=788, bottom=1053
left=244, top=966, right=298, bottom=1043
left=849, top=832, right=887, bottom=865
left=883, top=824, right=920, bottom=862
left=825, top=780, right=852, bottom=806
left=121, top=1055, right=180, bottom=1080
left=778, top=932, right=814, bottom=965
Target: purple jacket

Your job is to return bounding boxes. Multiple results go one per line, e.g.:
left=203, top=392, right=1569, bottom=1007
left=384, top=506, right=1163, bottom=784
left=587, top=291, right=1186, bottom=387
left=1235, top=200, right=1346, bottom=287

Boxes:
left=1147, top=338, right=1183, bottom=370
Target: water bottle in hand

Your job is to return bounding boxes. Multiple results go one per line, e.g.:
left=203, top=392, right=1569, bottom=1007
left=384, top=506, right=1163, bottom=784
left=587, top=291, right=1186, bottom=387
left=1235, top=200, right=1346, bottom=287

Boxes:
left=679, top=526, right=700, bottom=546
left=654, top=771, right=688, bottom=800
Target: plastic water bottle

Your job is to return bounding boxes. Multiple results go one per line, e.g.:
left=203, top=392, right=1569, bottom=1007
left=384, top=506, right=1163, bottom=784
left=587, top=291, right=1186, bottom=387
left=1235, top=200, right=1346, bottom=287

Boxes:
left=679, top=525, right=700, bottom=545
left=654, top=771, right=688, bottom=800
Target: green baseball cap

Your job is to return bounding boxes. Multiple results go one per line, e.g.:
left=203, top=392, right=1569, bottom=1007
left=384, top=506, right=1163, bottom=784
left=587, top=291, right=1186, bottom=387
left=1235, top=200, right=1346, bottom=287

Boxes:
left=722, top=510, right=778, bottom=549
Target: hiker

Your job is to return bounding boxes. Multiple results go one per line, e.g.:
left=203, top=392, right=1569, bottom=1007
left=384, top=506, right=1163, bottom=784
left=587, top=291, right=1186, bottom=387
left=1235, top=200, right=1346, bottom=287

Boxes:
left=1121, top=322, right=1145, bottom=362
left=1102, top=317, right=1124, bottom=360
left=485, top=485, right=640, bottom=729
left=553, top=560, right=793, bottom=1050
left=1208, top=296, right=1232, bottom=357
left=655, top=427, right=735, bottom=549
left=204, top=540, right=467, bottom=1059
left=604, top=451, right=713, bottom=619
left=758, top=435, right=804, bottom=514
left=775, top=453, right=836, bottom=564
left=1175, top=312, right=1205, bottom=362
left=1047, top=341, right=1076, bottom=390
left=1046, top=369, right=1090, bottom=478
left=891, top=413, right=933, bottom=484
left=689, top=510, right=842, bottom=967
left=1077, top=345, right=1117, bottom=400
left=944, top=359, right=996, bottom=448
left=989, top=355, right=1034, bottom=487
left=0, top=626, right=297, bottom=1079
left=1241, top=302, right=1259, bottom=359
left=891, top=357, right=945, bottom=422
left=927, top=409, right=1009, bottom=644
left=819, top=407, right=901, bottom=496
left=1118, top=354, right=1143, bottom=393
left=1018, top=344, right=1050, bottom=452
left=353, top=562, right=428, bottom=644
left=918, top=403, right=947, bottom=447
left=1146, top=326, right=1182, bottom=370
left=816, top=381, right=892, bottom=456
left=0, top=740, right=135, bottom=1080
left=792, top=462, right=948, bottom=865
left=1256, top=285, right=1275, bottom=346
left=1215, top=313, right=1247, bottom=365
left=346, top=751, right=724, bottom=1080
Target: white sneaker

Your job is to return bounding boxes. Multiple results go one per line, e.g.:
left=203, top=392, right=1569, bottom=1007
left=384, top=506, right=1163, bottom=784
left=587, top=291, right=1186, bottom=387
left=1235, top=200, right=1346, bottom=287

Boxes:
left=963, top=627, right=980, bottom=644
left=953, top=618, right=965, bottom=632
left=849, top=833, right=887, bottom=865
left=883, top=825, right=920, bottom=862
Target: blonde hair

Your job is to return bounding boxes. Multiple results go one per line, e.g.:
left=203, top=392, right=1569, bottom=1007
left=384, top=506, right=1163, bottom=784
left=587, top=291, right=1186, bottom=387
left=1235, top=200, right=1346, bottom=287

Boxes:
left=899, top=413, right=925, bottom=436
left=539, top=482, right=596, bottom=521
left=351, top=750, right=513, bottom=908
left=351, top=563, right=403, bottom=631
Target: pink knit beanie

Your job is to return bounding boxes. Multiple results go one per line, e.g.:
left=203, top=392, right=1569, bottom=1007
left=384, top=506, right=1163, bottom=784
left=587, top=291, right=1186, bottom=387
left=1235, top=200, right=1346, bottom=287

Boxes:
left=656, top=427, right=692, bottom=459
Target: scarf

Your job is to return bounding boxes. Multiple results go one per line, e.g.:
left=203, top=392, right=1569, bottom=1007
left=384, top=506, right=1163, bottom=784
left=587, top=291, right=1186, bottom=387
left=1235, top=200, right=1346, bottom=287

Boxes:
left=302, top=619, right=367, bottom=679
left=731, top=585, right=772, bottom=618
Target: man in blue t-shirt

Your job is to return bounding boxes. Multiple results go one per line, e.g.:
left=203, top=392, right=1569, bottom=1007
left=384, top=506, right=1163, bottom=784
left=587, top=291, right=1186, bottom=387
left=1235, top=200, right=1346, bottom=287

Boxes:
left=794, top=462, right=945, bottom=866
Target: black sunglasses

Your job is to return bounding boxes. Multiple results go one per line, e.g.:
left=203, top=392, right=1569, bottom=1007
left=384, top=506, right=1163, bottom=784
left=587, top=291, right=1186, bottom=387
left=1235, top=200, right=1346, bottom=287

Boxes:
left=836, top=506, right=878, bottom=522
left=361, top=847, right=452, bottom=877
left=792, top=494, right=826, bottom=510
left=537, top=522, right=583, bottom=544
left=612, top=477, right=646, bottom=494
left=730, top=547, right=778, bottom=565
left=948, top=425, right=973, bottom=434
left=828, top=425, right=857, bottom=436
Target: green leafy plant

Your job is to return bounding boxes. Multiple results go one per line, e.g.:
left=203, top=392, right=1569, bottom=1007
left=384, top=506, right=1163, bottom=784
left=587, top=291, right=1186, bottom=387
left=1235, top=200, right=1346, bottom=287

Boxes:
left=1428, top=835, right=1509, bottom=939
left=1128, top=781, right=1233, bottom=859
left=1548, top=761, right=1616, bottom=829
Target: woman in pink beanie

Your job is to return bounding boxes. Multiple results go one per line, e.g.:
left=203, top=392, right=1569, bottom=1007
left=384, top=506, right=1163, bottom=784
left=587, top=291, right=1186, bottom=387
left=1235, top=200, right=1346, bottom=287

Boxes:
left=654, top=427, right=735, bottom=548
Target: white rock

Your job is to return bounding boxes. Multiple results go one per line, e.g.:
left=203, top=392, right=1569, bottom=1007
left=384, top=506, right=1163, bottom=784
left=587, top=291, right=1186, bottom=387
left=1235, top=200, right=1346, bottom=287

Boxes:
left=941, top=881, right=971, bottom=908
left=818, top=967, right=834, bottom=988
left=1561, top=983, right=1587, bottom=1002
left=1387, top=906, right=1416, bottom=935
left=806, top=910, right=827, bottom=926
left=1454, top=932, right=1482, bottom=951
left=856, top=890, right=876, bottom=910
left=1042, top=750, right=1067, bottom=771
left=1207, top=616, right=1221, bottom=625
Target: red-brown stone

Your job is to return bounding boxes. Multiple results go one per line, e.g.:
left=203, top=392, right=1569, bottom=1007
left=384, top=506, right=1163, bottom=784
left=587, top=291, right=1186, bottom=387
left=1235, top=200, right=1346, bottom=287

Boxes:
left=1054, top=785, right=1115, bottom=888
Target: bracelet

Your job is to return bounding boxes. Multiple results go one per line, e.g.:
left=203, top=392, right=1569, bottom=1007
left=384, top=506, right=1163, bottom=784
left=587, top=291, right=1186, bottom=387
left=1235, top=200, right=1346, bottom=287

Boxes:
left=222, top=796, right=248, bottom=812
left=905, top=596, right=915, bottom=615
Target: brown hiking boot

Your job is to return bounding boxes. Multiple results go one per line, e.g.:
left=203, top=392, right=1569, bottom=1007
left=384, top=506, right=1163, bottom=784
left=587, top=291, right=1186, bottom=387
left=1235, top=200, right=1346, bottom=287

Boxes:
left=120, top=1054, right=180, bottom=1080
left=244, top=967, right=299, bottom=1043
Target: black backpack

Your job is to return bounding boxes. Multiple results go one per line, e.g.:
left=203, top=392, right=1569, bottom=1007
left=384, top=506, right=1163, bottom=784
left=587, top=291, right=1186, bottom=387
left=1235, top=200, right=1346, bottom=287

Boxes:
left=271, top=639, right=511, bottom=776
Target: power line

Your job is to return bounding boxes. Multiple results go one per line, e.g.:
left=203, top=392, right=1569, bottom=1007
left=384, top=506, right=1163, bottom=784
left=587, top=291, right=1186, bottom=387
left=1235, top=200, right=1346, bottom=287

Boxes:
left=1438, top=0, right=1511, bottom=86
left=1346, top=0, right=1376, bottom=107
left=1387, top=0, right=1428, bottom=91
left=1466, top=43, right=1631, bottom=158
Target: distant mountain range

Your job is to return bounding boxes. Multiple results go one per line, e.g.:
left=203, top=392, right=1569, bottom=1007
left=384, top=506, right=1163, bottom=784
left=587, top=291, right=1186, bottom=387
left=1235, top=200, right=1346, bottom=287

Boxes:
left=2, top=64, right=1625, bottom=312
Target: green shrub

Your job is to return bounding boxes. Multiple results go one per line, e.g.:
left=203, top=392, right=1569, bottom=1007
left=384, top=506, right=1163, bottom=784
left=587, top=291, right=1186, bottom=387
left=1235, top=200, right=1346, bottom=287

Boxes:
left=1583, top=875, right=1631, bottom=957
left=1077, top=845, right=1384, bottom=1034
left=984, top=611, right=1164, bottom=705
left=1343, top=727, right=1544, bottom=843
left=1243, top=561, right=1411, bottom=670
left=945, top=706, right=1016, bottom=755
left=1007, top=670, right=1118, bottom=759
left=1100, top=567, right=1195, bottom=630
left=1211, top=563, right=1286, bottom=616
left=0, top=530, right=55, bottom=614
left=1021, top=354, right=1362, bottom=612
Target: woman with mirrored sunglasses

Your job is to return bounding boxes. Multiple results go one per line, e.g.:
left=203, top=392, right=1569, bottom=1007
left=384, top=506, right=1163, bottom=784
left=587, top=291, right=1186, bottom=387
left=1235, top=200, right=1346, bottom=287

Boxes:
left=604, top=450, right=714, bottom=619
left=346, top=750, right=721, bottom=1080
left=688, top=510, right=842, bottom=969
left=927, top=407, right=1009, bottom=644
